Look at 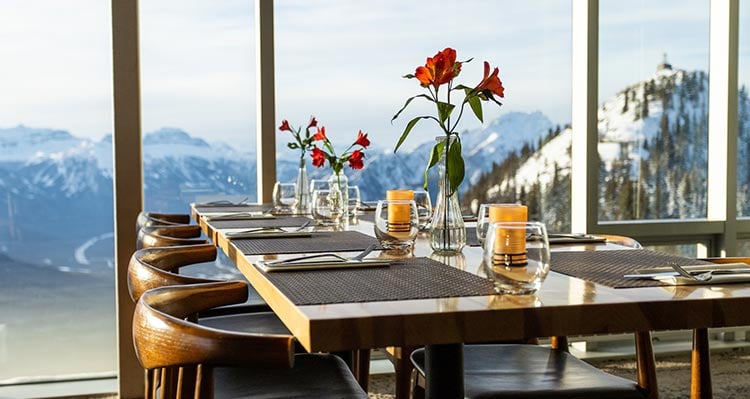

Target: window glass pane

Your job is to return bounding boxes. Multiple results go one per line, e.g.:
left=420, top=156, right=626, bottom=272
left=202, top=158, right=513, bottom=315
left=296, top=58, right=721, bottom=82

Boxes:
left=738, top=1, right=750, bottom=218
left=599, top=0, right=709, bottom=221
left=275, top=0, right=572, bottom=231
left=643, top=242, right=708, bottom=258
left=0, top=1, right=115, bottom=382
left=140, top=1, right=257, bottom=213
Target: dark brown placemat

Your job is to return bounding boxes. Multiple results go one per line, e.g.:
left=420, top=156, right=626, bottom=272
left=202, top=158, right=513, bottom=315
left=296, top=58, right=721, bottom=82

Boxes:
left=233, top=230, right=381, bottom=255
left=466, top=227, right=480, bottom=247
left=260, top=257, right=496, bottom=305
left=208, top=216, right=313, bottom=229
left=550, top=249, right=715, bottom=288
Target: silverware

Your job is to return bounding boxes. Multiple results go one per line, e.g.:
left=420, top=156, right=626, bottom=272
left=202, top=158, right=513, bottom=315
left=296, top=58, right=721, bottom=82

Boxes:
left=294, top=220, right=311, bottom=232
left=201, top=197, right=249, bottom=206
left=349, top=244, right=376, bottom=262
left=669, top=262, right=750, bottom=282
left=264, top=245, right=377, bottom=266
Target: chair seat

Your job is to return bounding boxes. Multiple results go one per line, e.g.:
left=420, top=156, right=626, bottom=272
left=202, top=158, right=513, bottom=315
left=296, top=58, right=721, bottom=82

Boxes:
left=214, top=353, right=369, bottom=399
left=200, top=312, right=291, bottom=336
left=411, top=344, right=647, bottom=399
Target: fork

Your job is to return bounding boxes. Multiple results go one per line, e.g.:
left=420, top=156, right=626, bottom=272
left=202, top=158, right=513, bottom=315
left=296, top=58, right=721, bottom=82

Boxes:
left=265, top=244, right=377, bottom=266
left=669, top=262, right=712, bottom=282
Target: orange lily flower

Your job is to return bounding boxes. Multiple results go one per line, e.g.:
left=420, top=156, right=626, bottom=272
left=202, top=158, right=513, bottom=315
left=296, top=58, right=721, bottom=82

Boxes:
left=354, top=130, right=370, bottom=148
left=311, top=147, right=326, bottom=167
left=474, top=61, right=505, bottom=98
left=415, top=48, right=460, bottom=90
left=348, top=150, right=364, bottom=170
left=278, top=120, right=291, bottom=132
left=313, top=126, right=327, bottom=141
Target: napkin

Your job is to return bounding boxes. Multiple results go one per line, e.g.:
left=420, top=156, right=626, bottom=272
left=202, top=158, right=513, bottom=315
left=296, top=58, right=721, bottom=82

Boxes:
left=629, top=262, right=750, bottom=285
left=257, top=257, right=391, bottom=272
left=203, top=212, right=275, bottom=221
left=225, top=230, right=311, bottom=239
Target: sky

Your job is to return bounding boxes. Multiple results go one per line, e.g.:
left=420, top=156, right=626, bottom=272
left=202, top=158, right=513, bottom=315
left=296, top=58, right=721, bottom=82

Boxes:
left=0, top=0, right=746, bottom=152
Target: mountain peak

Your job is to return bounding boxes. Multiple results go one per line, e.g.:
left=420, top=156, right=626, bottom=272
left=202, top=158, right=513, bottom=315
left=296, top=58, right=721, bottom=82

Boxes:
left=143, top=127, right=210, bottom=148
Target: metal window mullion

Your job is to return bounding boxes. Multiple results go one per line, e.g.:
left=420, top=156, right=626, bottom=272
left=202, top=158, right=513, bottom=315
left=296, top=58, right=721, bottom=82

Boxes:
left=256, top=0, right=276, bottom=203
left=708, top=0, right=739, bottom=256
left=111, top=0, right=144, bottom=397
left=571, top=0, right=599, bottom=233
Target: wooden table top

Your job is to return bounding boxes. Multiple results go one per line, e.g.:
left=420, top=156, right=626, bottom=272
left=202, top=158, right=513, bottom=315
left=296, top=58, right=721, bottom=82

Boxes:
left=194, top=207, right=750, bottom=353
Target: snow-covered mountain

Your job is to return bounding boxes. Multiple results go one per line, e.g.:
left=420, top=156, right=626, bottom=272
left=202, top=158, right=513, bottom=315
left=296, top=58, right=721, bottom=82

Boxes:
left=465, top=65, right=745, bottom=231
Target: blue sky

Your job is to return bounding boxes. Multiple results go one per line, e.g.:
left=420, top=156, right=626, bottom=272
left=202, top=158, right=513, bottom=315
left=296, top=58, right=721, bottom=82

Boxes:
left=0, top=0, right=745, bottom=151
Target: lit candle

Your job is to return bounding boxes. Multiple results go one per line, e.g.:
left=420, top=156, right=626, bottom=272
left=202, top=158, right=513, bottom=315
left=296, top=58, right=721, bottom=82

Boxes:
left=386, top=189, right=413, bottom=232
left=490, top=205, right=528, bottom=266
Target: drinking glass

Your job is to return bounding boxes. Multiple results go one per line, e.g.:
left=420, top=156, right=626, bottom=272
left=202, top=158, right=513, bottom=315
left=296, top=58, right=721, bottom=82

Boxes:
left=476, top=204, right=527, bottom=244
left=273, top=182, right=298, bottom=214
left=482, top=221, right=550, bottom=295
left=373, top=199, right=419, bottom=250
left=311, top=189, right=345, bottom=227
left=413, top=190, right=432, bottom=230
left=348, top=185, right=361, bottom=216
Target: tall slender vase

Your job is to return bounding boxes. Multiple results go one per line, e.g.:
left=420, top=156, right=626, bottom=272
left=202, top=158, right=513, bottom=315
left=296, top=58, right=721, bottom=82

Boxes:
left=295, top=157, right=310, bottom=214
left=327, top=171, right=349, bottom=229
left=430, top=136, right=466, bottom=253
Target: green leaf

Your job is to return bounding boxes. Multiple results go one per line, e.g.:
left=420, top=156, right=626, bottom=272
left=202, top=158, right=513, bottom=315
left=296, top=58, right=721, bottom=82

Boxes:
left=392, top=94, right=431, bottom=123
left=287, top=142, right=299, bottom=150
left=424, top=141, right=445, bottom=189
left=446, top=138, right=465, bottom=195
left=437, top=101, right=455, bottom=124
left=466, top=90, right=483, bottom=123
left=394, top=116, right=429, bottom=153
left=403, top=73, right=416, bottom=79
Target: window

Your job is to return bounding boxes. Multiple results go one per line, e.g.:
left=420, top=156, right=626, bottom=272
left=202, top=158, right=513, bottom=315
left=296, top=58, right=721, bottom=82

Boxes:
left=738, top=0, right=750, bottom=218
left=0, top=1, right=115, bottom=383
left=274, top=0, right=572, bottom=231
left=598, top=0, right=710, bottom=222
left=140, top=1, right=257, bottom=212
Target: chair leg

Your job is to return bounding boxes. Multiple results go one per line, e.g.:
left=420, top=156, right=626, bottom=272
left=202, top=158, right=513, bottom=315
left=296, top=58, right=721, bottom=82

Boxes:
left=691, top=328, right=712, bottom=399
left=353, top=349, right=371, bottom=391
left=411, top=368, right=426, bottom=399
left=389, top=346, right=417, bottom=399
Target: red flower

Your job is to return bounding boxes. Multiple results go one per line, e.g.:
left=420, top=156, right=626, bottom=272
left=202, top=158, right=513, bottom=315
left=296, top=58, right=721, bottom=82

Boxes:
left=354, top=130, right=370, bottom=148
left=279, top=120, right=291, bottom=132
left=348, top=150, right=364, bottom=170
left=474, top=61, right=505, bottom=98
left=313, top=126, right=327, bottom=141
left=414, top=48, right=460, bottom=90
left=311, top=147, right=326, bottom=167
left=308, top=117, right=318, bottom=128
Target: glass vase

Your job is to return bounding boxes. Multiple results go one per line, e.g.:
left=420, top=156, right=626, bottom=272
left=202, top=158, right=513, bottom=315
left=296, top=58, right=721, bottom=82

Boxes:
left=326, top=171, right=349, bottom=229
left=430, top=136, right=466, bottom=253
left=295, top=157, right=310, bottom=214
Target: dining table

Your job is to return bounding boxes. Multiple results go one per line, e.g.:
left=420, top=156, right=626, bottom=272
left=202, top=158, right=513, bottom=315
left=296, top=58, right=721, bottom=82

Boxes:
left=192, top=204, right=750, bottom=399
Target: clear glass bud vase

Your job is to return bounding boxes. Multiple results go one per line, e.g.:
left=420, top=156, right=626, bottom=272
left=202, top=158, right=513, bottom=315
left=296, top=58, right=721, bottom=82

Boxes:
left=295, top=157, right=310, bottom=214
left=327, top=171, right=349, bottom=229
left=430, top=137, right=466, bottom=253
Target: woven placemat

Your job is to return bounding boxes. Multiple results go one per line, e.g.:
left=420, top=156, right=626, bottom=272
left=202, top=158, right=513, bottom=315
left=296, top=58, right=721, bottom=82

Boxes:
left=550, top=249, right=715, bottom=288
left=208, top=216, right=313, bottom=229
left=233, top=230, right=381, bottom=255
left=261, top=257, right=496, bottom=305
left=466, top=227, right=480, bottom=247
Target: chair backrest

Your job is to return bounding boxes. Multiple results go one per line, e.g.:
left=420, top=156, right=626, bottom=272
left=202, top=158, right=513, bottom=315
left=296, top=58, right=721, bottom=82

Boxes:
left=137, top=225, right=207, bottom=249
left=136, top=212, right=192, bottom=231
left=133, top=281, right=295, bottom=398
left=601, top=234, right=642, bottom=249
left=127, top=244, right=219, bottom=303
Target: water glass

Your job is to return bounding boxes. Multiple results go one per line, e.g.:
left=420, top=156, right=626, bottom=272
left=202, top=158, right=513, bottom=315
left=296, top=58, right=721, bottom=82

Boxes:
left=348, top=185, right=361, bottom=216
left=311, top=189, right=346, bottom=227
left=482, top=221, right=550, bottom=295
left=273, top=182, right=298, bottom=214
left=413, top=190, right=432, bottom=230
left=373, top=199, right=419, bottom=250
left=476, top=204, right=527, bottom=244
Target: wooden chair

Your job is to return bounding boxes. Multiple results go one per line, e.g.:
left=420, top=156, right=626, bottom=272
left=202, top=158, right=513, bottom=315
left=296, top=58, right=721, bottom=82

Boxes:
left=409, top=234, right=658, bottom=399
left=137, top=225, right=207, bottom=250
left=133, top=280, right=369, bottom=399
left=136, top=211, right=192, bottom=231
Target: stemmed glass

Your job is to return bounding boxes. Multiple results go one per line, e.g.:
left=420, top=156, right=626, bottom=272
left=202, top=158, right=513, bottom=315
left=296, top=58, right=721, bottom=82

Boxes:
left=482, top=221, right=550, bottom=295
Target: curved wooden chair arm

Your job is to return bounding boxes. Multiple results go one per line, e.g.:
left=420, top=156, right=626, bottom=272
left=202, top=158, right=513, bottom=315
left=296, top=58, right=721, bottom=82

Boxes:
left=136, top=212, right=191, bottom=231
left=134, top=281, right=295, bottom=370
left=127, top=244, right=219, bottom=302
left=700, top=257, right=750, bottom=265
left=137, top=225, right=207, bottom=249
left=600, top=234, right=643, bottom=249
